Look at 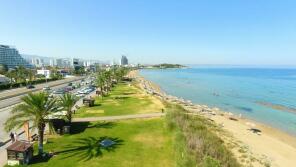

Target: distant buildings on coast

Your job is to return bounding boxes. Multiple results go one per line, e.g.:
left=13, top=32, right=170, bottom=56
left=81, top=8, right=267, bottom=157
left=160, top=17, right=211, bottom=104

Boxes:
left=0, top=44, right=105, bottom=70
left=120, top=55, right=128, bottom=66
left=0, top=44, right=134, bottom=71
left=23, top=55, right=102, bottom=69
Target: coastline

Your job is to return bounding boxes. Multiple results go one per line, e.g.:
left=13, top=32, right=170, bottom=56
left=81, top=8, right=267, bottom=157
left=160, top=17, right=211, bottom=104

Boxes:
left=129, top=70, right=296, bottom=166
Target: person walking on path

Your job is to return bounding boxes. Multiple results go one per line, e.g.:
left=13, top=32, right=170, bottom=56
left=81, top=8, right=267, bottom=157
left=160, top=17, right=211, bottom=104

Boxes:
left=13, top=132, right=18, bottom=141
left=10, top=132, right=15, bottom=143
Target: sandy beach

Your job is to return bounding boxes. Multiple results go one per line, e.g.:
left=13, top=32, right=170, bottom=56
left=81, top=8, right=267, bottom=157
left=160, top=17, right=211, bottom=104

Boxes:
left=128, top=70, right=296, bottom=167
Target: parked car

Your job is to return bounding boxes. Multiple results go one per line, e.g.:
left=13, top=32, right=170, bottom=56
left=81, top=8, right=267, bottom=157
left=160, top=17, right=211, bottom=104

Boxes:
left=77, top=87, right=92, bottom=94
left=26, top=85, right=35, bottom=89
left=74, top=92, right=85, bottom=98
left=51, top=89, right=65, bottom=97
left=77, top=88, right=86, bottom=94
left=64, top=86, right=73, bottom=92
left=72, top=83, right=80, bottom=89
left=43, top=86, right=51, bottom=91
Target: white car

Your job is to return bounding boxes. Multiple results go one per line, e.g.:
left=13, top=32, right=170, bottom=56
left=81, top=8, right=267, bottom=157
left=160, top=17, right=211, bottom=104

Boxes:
left=43, top=86, right=51, bottom=91
left=74, top=92, right=85, bottom=98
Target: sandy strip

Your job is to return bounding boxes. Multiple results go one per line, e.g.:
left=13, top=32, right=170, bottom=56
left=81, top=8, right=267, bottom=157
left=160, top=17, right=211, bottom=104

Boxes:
left=129, top=70, right=296, bottom=167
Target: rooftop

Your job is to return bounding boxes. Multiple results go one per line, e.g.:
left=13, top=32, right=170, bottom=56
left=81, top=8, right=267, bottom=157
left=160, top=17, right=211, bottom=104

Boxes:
left=6, top=141, right=33, bottom=152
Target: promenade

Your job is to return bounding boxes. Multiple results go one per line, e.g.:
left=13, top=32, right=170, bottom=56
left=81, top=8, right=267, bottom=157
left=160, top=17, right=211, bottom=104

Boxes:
left=72, top=113, right=165, bottom=122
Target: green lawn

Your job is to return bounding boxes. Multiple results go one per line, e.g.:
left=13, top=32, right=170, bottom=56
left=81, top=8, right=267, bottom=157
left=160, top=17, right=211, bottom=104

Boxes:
left=28, top=118, right=175, bottom=167
left=74, top=82, right=164, bottom=118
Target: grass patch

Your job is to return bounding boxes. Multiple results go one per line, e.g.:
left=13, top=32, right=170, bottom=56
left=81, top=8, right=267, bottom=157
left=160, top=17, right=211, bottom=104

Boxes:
left=74, top=82, right=164, bottom=117
left=166, top=104, right=241, bottom=167
left=23, top=118, right=175, bottom=167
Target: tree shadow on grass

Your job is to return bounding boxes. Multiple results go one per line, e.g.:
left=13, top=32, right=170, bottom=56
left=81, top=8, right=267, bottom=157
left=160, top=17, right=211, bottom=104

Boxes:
left=114, top=96, right=130, bottom=100
left=57, top=136, right=124, bottom=161
left=123, top=92, right=135, bottom=95
left=70, top=122, right=90, bottom=134
left=29, top=154, right=52, bottom=165
left=93, top=103, right=101, bottom=107
left=71, top=121, right=116, bottom=134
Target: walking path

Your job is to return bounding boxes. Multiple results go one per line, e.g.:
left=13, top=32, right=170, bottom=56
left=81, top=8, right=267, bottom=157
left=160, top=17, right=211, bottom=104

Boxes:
left=72, top=112, right=165, bottom=122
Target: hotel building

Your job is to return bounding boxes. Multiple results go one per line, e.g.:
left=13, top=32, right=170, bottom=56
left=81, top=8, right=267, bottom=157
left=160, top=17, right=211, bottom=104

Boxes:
left=0, top=45, right=32, bottom=69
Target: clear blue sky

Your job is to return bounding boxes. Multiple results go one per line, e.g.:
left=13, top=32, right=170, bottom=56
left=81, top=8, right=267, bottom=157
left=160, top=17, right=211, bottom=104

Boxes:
left=1, top=0, right=296, bottom=65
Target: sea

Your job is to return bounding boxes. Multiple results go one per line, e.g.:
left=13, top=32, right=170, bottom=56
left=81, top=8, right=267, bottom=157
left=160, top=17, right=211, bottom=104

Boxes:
left=140, top=65, right=296, bottom=136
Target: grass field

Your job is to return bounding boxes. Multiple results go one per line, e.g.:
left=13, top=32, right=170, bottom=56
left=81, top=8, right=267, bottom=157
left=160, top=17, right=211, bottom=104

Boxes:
left=15, top=81, right=176, bottom=167
left=9, top=80, right=240, bottom=167
left=74, top=82, right=164, bottom=118
left=26, top=118, right=175, bottom=167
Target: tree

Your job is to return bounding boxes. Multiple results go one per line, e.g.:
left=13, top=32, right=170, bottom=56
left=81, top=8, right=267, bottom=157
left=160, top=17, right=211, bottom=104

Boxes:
left=0, top=64, right=8, bottom=75
left=115, top=67, right=127, bottom=82
left=74, top=66, right=86, bottom=75
left=49, top=66, right=63, bottom=79
left=103, top=70, right=112, bottom=93
left=59, top=93, right=77, bottom=123
left=6, top=70, right=16, bottom=88
left=15, top=66, right=27, bottom=84
left=95, top=72, right=106, bottom=97
left=5, top=93, right=58, bottom=155
left=27, top=69, right=36, bottom=84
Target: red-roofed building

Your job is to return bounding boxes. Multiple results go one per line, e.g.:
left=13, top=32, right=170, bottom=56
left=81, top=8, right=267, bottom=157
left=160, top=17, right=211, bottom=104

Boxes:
left=6, top=140, right=33, bottom=166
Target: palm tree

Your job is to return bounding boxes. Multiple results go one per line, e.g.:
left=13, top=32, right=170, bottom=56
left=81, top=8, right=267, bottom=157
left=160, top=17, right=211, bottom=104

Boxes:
left=114, top=67, right=127, bottom=83
left=103, top=71, right=112, bottom=93
left=0, top=64, right=8, bottom=75
left=5, top=92, right=58, bottom=155
left=6, top=70, right=16, bottom=88
left=26, top=69, right=36, bottom=84
left=15, top=66, right=27, bottom=84
left=96, top=73, right=106, bottom=97
left=59, top=93, right=77, bottom=123
left=114, top=68, right=123, bottom=83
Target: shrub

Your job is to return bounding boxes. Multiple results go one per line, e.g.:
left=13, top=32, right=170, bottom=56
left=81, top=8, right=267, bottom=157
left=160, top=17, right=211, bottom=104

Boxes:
left=166, top=104, right=240, bottom=167
left=0, top=77, right=61, bottom=91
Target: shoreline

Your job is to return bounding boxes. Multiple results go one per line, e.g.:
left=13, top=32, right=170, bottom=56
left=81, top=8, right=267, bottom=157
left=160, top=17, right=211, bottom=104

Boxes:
left=128, top=70, right=296, bottom=166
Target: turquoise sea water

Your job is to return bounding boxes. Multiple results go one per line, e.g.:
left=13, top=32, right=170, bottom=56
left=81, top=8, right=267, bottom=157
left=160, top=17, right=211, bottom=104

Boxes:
left=140, top=66, right=296, bottom=135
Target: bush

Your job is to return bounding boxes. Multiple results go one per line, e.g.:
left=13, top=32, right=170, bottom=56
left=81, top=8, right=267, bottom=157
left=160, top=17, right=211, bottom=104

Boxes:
left=203, top=156, right=221, bottom=167
left=165, top=104, right=240, bottom=167
left=0, top=77, right=61, bottom=91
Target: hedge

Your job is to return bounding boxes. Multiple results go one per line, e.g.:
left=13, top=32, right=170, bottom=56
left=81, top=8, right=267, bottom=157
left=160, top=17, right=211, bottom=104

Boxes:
left=0, top=77, right=62, bottom=91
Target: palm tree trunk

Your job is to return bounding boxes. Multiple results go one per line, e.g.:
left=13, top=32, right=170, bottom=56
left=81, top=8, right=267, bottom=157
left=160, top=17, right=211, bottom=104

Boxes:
left=9, top=76, right=13, bottom=88
left=38, top=125, right=45, bottom=155
left=100, top=86, right=104, bottom=97
left=67, top=110, right=72, bottom=124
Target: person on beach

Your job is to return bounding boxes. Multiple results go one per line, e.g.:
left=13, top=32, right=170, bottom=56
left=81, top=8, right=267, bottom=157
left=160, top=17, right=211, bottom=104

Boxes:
left=10, top=132, right=15, bottom=143
left=13, top=132, right=18, bottom=141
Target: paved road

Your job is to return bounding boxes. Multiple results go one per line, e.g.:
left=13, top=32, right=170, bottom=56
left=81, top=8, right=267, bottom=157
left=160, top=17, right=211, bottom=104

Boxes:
left=0, top=77, right=83, bottom=110
left=0, top=84, right=93, bottom=167
left=72, top=112, right=165, bottom=122
left=0, top=76, right=83, bottom=101
left=0, top=79, right=87, bottom=141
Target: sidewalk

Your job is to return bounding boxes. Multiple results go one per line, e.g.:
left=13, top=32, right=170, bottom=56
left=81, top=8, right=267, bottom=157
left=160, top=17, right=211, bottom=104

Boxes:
left=72, top=112, right=165, bottom=122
